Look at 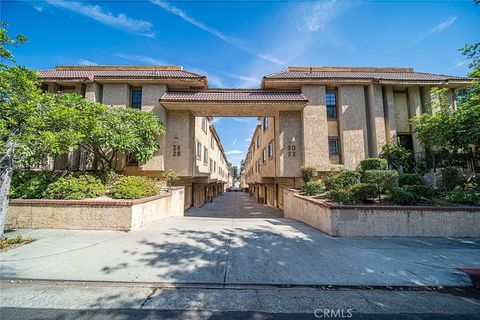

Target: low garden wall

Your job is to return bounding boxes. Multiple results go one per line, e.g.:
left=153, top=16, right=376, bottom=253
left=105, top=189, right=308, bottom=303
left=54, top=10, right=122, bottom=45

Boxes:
left=284, top=189, right=480, bottom=237
left=6, top=187, right=185, bottom=231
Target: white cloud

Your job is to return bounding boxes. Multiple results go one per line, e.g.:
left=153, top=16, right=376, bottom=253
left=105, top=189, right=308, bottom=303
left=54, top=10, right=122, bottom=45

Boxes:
left=78, top=59, right=98, bottom=66
left=150, top=0, right=284, bottom=65
left=210, top=117, right=222, bottom=125
left=115, top=53, right=166, bottom=65
left=296, top=0, right=352, bottom=32
left=225, top=150, right=242, bottom=155
left=415, top=16, right=457, bottom=43
left=223, top=73, right=261, bottom=88
left=33, top=5, right=44, bottom=12
left=187, top=68, right=225, bottom=87
left=232, top=138, right=237, bottom=145
left=45, top=0, right=155, bottom=37
left=447, top=59, right=468, bottom=71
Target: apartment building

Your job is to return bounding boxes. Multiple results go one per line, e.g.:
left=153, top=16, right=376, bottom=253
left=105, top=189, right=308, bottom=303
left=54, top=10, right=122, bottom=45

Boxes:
left=241, top=66, right=471, bottom=208
left=39, top=65, right=230, bottom=209
left=39, top=65, right=470, bottom=211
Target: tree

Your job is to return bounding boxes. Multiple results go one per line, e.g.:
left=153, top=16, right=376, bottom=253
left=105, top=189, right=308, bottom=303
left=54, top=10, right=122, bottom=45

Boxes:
left=1, top=25, right=84, bottom=237
left=410, top=43, right=480, bottom=163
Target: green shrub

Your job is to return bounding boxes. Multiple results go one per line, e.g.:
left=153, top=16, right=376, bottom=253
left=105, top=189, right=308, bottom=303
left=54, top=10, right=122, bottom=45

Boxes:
left=96, top=170, right=119, bottom=185
left=349, top=183, right=378, bottom=202
left=324, top=170, right=360, bottom=191
left=380, top=142, right=413, bottom=171
left=403, top=185, right=437, bottom=202
left=398, top=173, right=422, bottom=187
left=44, top=174, right=105, bottom=200
left=361, top=170, right=398, bottom=193
left=360, top=158, right=388, bottom=171
left=165, top=169, right=180, bottom=187
left=445, top=187, right=480, bottom=205
left=440, top=167, right=465, bottom=191
left=389, top=187, right=415, bottom=205
left=10, top=171, right=60, bottom=199
left=110, top=176, right=160, bottom=199
left=300, top=165, right=318, bottom=183
left=303, top=180, right=325, bottom=196
left=329, top=189, right=357, bottom=205
left=466, top=174, right=480, bottom=191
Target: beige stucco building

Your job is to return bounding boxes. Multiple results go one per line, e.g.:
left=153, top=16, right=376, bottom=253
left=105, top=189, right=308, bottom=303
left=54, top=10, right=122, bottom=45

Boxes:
left=39, top=65, right=470, bottom=210
left=40, top=66, right=230, bottom=209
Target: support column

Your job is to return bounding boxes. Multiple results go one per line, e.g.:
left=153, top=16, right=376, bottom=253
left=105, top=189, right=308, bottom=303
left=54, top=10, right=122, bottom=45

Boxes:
left=382, top=86, right=397, bottom=144
left=301, top=86, right=329, bottom=170
left=85, top=82, right=102, bottom=103
left=407, top=87, right=424, bottom=154
left=367, top=84, right=387, bottom=156
left=338, top=86, right=368, bottom=169
left=140, top=84, right=168, bottom=172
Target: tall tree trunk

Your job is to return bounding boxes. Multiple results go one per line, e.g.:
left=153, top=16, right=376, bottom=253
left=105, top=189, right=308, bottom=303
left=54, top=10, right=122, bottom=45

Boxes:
left=0, top=142, right=15, bottom=238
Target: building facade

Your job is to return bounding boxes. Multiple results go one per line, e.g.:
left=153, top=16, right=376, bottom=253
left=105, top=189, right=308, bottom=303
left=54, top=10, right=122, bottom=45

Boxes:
left=39, top=65, right=470, bottom=211
left=40, top=65, right=230, bottom=209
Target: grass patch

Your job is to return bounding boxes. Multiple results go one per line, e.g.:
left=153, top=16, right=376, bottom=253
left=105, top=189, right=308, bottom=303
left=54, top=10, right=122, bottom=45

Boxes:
left=0, top=235, right=35, bottom=250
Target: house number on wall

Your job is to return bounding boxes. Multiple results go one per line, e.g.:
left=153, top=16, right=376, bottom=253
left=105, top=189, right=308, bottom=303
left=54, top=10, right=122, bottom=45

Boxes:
left=287, top=145, right=296, bottom=157
left=173, top=145, right=181, bottom=157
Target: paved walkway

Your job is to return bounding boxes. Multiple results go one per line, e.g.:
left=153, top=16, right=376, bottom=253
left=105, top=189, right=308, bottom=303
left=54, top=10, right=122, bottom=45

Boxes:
left=1, top=192, right=479, bottom=286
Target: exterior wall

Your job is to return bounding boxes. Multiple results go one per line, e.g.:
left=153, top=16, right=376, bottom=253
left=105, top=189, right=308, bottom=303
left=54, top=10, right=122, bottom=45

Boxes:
left=338, top=86, right=368, bottom=169
left=407, top=86, right=424, bottom=154
left=277, top=111, right=303, bottom=177
left=102, top=84, right=130, bottom=108
left=301, top=86, right=329, bottom=170
left=6, top=188, right=185, bottom=231
left=85, top=82, right=102, bottom=103
left=383, top=86, right=397, bottom=144
left=366, top=84, right=386, bottom=156
left=284, top=189, right=480, bottom=237
left=165, top=110, right=193, bottom=176
left=139, top=84, right=168, bottom=171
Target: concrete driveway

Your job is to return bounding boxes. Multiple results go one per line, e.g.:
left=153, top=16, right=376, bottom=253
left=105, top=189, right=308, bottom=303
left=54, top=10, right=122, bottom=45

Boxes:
left=1, top=192, right=479, bottom=286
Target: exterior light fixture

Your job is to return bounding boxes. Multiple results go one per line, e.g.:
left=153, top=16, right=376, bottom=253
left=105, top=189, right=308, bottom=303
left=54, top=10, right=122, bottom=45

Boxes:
left=291, top=136, right=296, bottom=143
left=174, top=137, right=179, bottom=144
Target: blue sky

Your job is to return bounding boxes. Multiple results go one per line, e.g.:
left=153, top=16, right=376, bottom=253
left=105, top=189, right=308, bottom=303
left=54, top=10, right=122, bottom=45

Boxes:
left=2, top=0, right=479, bottom=167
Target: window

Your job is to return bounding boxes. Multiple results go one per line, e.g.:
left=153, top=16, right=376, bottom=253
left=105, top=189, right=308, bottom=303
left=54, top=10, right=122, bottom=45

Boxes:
left=326, top=91, right=337, bottom=118
left=263, top=117, right=268, bottom=131
left=131, top=88, right=142, bottom=109
left=263, top=148, right=267, bottom=163
left=268, top=141, right=273, bottom=158
left=328, top=138, right=339, bottom=156
left=196, top=141, right=202, bottom=160
left=256, top=135, right=260, bottom=148
left=202, top=117, right=208, bottom=133
left=203, top=147, right=208, bottom=165
left=210, top=159, right=213, bottom=172
left=214, top=161, right=216, bottom=173
left=210, top=134, right=215, bottom=149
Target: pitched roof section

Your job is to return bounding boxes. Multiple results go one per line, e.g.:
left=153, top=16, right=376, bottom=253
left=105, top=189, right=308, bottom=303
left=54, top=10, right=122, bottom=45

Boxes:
left=161, top=89, right=308, bottom=103
left=264, top=66, right=471, bottom=83
left=39, top=65, right=206, bottom=81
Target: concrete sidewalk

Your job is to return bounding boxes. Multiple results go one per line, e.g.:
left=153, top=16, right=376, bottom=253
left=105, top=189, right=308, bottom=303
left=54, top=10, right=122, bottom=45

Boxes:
left=1, top=280, right=480, bottom=319
left=1, top=192, right=479, bottom=286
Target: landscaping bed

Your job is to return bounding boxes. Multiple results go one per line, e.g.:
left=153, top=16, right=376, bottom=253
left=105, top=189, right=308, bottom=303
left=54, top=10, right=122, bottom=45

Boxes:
left=6, top=171, right=185, bottom=231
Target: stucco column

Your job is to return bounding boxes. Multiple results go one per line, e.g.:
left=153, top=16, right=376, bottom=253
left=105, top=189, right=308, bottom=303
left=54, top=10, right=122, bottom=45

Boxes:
left=367, top=84, right=387, bottom=156
left=382, top=86, right=397, bottom=144
left=407, top=86, right=424, bottom=154
left=301, top=86, right=329, bottom=170
left=85, top=82, right=102, bottom=103
left=275, top=111, right=302, bottom=178
left=338, top=86, right=368, bottom=169
left=139, top=84, right=168, bottom=172
left=165, top=110, right=194, bottom=177
left=47, top=83, right=60, bottom=93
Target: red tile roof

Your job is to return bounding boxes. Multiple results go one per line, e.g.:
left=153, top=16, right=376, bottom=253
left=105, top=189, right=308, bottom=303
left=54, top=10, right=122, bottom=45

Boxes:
left=161, top=89, right=308, bottom=103
left=39, top=66, right=205, bottom=80
left=264, top=67, right=471, bottom=83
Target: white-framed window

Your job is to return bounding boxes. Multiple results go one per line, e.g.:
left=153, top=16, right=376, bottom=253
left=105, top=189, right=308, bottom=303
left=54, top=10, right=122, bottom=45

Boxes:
left=326, top=91, right=337, bottom=118
left=268, top=141, right=273, bottom=158
left=262, top=148, right=267, bottom=163
left=210, top=134, right=215, bottom=149
left=203, top=147, right=208, bottom=165
left=202, top=117, right=208, bottom=133
left=263, top=117, right=268, bottom=131
left=196, top=141, right=202, bottom=160
left=328, top=138, right=339, bottom=155
left=256, top=135, right=260, bottom=148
